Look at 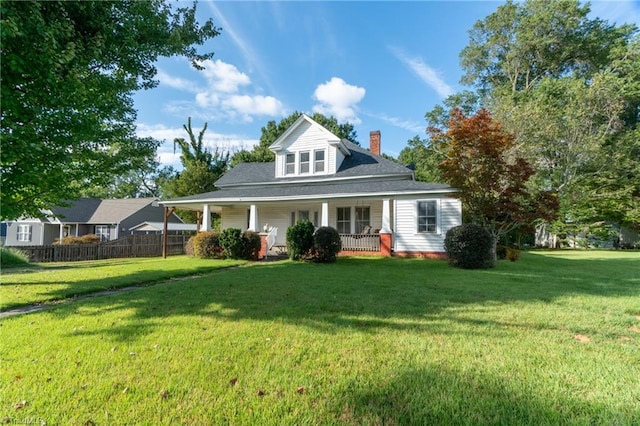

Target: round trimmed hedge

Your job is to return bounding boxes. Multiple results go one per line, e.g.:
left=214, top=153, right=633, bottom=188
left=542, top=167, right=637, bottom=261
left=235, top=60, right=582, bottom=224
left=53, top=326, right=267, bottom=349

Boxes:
left=444, top=224, right=495, bottom=269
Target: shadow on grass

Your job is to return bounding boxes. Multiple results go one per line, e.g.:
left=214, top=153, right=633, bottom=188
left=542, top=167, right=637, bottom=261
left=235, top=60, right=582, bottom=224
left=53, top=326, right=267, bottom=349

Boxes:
left=332, top=364, right=637, bottom=424
left=51, top=253, right=639, bottom=342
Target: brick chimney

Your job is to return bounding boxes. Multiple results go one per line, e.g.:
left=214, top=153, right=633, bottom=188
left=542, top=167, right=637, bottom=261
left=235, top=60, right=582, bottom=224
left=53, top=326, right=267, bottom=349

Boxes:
left=369, top=130, right=381, bottom=156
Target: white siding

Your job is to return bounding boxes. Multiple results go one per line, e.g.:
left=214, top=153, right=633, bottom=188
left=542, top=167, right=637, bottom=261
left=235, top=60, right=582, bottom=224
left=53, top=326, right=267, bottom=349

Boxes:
left=221, top=206, right=248, bottom=231
left=393, top=196, right=462, bottom=253
left=275, top=121, right=340, bottom=178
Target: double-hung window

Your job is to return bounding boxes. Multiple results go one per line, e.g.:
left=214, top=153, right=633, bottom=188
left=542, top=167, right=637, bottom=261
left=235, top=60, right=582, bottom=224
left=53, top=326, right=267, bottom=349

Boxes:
left=285, top=153, right=295, bottom=175
left=314, top=150, right=325, bottom=173
left=96, top=225, right=110, bottom=241
left=299, top=151, right=310, bottom=174
left=336, top=207, right=351, bottom=234
left=355, top=206, right=370, bottom=233
left=17, top=224, right=32, bottom=242
left=417, top=201, right=438, bottom=233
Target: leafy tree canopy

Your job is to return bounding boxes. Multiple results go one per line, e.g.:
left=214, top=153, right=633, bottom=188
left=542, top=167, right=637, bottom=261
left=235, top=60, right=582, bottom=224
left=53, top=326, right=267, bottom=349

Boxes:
left=436, top=108, right=558, bottom=257
left=0, top=1, right=220, bottom=219
left=162, top=118, right=230, bottom=223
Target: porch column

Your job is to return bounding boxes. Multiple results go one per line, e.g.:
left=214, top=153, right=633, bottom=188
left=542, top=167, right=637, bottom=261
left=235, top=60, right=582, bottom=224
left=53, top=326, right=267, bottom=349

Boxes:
left=321, top=201, right=329, bottom=226
left=381, top=199, right=391, bottom=232
left=59, top=223, right=64, bottom=242
left=201, top=204, right=211, bottom=231
left=248, top=204, right=258, bottom=231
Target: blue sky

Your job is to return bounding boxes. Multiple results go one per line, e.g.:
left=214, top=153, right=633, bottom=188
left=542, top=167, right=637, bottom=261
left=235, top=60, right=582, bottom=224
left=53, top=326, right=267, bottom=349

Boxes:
left=133, top=1, right=640, bottom=168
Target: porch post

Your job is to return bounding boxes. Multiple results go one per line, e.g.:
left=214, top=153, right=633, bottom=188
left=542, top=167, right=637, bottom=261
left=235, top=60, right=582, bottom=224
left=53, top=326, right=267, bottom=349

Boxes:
left=201, top=204, right=211, bottom=231
left=381, top=199, right=391, bottom=232
left=380, top=199, right=393, bottom=257
left=195, top=211, right=202, bottom=233
left=59, top=223, right=64, bottom=242
left=248, top=204, right=258, bottom=231
left=321, top=201, right=329, bottom=226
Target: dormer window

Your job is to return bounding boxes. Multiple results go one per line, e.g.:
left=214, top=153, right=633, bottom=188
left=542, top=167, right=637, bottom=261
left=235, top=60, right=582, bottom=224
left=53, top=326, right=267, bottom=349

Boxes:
left=285, top=153, right=295, bottom=175
left=314, top=150, right=325, bottom=173
left=300, top=151, right=310, bottom=174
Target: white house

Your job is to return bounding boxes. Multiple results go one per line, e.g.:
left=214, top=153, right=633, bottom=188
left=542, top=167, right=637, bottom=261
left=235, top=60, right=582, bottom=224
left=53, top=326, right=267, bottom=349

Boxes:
left=159, top=114, right=462, bottom=258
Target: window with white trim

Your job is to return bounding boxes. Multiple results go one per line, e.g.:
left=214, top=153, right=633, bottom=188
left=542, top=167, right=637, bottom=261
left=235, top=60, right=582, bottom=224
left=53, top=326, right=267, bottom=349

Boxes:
left=417, top=200, right=438, bottom=233
left=17, top=224, right=32, bottom=242
left=314, top=150, right=325, bottom=173
left=96, top=225, right=110, bottom=241
left=355, top=206, right=370, bottom=233
left=336, top=207, right=351, bottom=234
left=299, top=151, right=310, bottom=174
left=285, top=153, right=295, bottom=175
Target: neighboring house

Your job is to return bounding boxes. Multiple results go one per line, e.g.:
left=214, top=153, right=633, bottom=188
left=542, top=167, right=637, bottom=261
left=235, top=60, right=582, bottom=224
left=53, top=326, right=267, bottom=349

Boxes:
left=159, top=114, right=462, bottom=258
left=5, top=198, right=184, bottom=246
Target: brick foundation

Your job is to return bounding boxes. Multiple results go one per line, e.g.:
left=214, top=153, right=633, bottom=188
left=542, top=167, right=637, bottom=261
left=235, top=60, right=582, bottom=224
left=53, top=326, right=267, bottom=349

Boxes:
left=259, top=234, right=268, bottom=259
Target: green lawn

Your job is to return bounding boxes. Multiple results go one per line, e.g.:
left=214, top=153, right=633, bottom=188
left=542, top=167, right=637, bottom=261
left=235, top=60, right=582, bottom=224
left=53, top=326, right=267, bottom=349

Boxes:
left=1, top=251, right=638, bottom=424
left=0, top=256, right=245, bottom=310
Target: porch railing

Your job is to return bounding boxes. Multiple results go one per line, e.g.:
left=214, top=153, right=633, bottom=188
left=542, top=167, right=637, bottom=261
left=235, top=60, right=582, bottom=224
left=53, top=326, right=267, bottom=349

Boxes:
left=266, top=227, right=278, bottom=251
left=339, top=234, right=380, bottom=252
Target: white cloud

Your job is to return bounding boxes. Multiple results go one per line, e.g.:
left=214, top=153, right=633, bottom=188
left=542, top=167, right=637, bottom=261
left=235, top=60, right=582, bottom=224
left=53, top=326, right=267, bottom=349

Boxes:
left=366, top=112, right=424, bottom=134
left=157, top=70, right=199, bottom=93
left=136, top=123, right=259, bottom=168
left=160, top=58, right=285, bottom=122
left=200, top=59, right=251, bottom=93
left=389, top=47, right=454, bottom=98
left=225, top=95, right=284, bottom=121
left=312, top=77, right=366, bottom=124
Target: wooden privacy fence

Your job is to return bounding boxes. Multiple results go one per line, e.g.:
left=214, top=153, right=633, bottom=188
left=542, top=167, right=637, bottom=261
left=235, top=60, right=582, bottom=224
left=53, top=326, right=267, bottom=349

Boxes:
left=8, top=234, right=187, bottom=263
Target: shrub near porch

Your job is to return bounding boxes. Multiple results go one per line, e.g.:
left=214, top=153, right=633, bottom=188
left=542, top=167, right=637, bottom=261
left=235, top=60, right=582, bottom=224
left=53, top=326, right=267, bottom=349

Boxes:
left=1, top=251, right=638, bottom=424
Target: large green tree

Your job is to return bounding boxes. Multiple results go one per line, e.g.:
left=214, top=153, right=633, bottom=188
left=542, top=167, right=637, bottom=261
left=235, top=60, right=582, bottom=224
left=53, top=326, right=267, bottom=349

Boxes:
left=437, top=108, right=558, bottom=259
left=162, top=118, right=230, bottom=223
left=422, top=0, right=639, bottom=242
left=0, top=1, right=220, bottom=220
left=78, top=138, right=175, bottom=199
left=231, top=112, right=359, bottom=166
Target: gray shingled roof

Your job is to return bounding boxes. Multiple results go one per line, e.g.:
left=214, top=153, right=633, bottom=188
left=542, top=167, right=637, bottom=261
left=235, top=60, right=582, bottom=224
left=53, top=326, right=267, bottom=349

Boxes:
left=165, top=179, right=454, bottom=205
left=51, top=198, right=156, bottom=223
left=215, top=140, right=413, bottom=188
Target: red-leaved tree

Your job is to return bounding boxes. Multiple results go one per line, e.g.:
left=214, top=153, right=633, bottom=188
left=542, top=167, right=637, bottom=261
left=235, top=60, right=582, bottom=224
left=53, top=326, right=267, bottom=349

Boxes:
left=434, top=108, right=558, bottom=259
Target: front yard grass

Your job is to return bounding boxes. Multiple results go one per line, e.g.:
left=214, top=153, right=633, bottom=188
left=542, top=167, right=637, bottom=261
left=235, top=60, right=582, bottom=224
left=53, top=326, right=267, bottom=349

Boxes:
left=0, top=256, right=245, bottom=310
left=1, top=251, right=638, bottom=424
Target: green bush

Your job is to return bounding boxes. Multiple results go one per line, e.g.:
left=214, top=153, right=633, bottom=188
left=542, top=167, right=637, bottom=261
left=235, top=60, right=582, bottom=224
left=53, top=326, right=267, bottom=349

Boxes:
left=220, top=228, right=244, bottom=259
left=313, top=226, right=341, bottom=263
left=506, top=247, right=521, bottom=262
left=0, top=247, right=30, bottom=266
left=191, top=231, right=223, bottom=259
left=242, top=231, right=262, bottom=260
left=444, top=224, right=494, bottom=269
left=286, top=221, right=315, bottom=260
left=184, top=237, right=195, bottom=257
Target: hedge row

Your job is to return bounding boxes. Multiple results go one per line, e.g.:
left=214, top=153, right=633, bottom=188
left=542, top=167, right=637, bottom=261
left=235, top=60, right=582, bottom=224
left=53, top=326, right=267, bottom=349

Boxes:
left=188, top=229, right=261, bottom=260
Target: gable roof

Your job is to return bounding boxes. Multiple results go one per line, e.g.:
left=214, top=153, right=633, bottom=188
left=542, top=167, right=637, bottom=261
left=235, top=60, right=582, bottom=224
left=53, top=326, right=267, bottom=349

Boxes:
left=216, top=139, right=413, bottom=188
left=268, top=114, right=350, bottom=156
left=50, top=198, right=158, bottom=223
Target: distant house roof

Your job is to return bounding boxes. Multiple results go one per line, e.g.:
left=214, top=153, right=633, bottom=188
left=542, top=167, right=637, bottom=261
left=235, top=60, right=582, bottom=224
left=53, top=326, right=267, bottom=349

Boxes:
left=130, top=222, right=197, bottom=232
left=51, top=198, right=161, bottom=223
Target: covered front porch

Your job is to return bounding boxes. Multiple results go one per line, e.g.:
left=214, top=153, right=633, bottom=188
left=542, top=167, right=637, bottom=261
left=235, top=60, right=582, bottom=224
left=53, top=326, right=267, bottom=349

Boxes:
left=169, top=197, right=396, bottom=258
